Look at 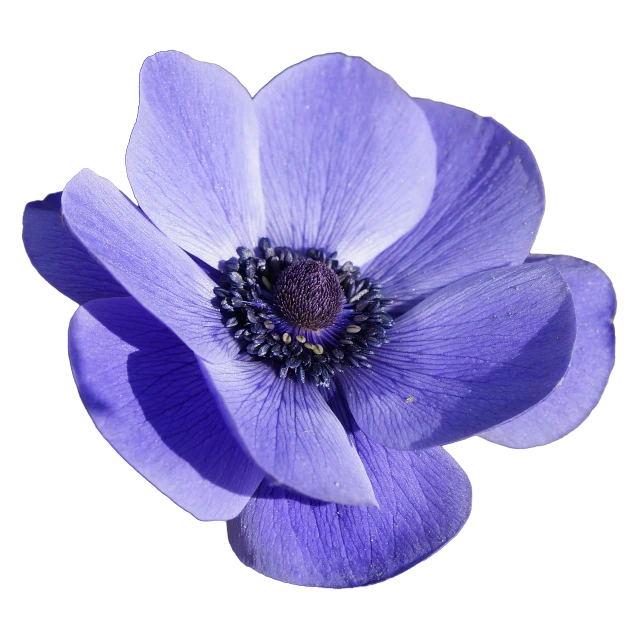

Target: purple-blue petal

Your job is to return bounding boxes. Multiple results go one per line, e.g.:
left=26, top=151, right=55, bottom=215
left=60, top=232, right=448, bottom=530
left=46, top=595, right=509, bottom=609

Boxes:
left=255, top=53, right=436, bottom=266
left=342, top=262, right=576, bottom=449
left=62, top=169, right=238, bottom=364
left=126, top=50, right=265, bottom=268
left=481, top=255, right=615, bottom=448
left=366, top=99, right=545, bottom=314
left=199, top=358, right=376, bottom=506
left=22, top=192, right=128, bottom=304
left=69, top=296, right=264, bottom=520
left=228, top=394, right=471, bottom=588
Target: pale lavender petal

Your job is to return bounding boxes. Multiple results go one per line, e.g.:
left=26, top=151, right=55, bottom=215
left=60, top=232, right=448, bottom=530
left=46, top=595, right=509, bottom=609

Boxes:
left=199, top=358, right=376, bottom=506
left=126, top=50, right=265, bottom=267
left=69, top=297, right=264, bottom=520
left=256, top=53, right=436, bottom=265
left=342, top=263, right=576, bottom=449
left=481, top=255, right=615, bottom=447
left=367, top=99, right=545, bottom=314
left=62, top=169, right=237, bottom=364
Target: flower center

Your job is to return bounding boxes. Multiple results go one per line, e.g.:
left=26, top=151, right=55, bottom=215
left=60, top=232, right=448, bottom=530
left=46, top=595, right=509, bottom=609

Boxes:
left=274, top=259, right=344, bottom=330
left=214, top=238, right=393, bottom=387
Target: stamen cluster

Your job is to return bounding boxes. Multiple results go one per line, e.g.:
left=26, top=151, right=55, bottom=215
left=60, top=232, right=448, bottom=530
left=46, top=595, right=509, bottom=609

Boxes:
left=214, top=238, right=393, bottom=387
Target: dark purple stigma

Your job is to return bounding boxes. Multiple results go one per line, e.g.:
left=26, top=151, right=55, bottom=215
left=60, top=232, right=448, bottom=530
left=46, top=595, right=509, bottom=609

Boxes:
left=274, top=259, right=344, bottom=330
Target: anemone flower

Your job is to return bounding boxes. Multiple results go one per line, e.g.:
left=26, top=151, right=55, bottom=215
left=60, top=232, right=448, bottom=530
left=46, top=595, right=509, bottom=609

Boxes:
left=23, top=51, right=615, bottom=588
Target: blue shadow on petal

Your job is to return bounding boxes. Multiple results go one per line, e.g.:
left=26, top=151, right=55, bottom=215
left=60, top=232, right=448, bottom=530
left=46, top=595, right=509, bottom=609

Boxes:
left=480, top=255, right=616, bottom=448
left=345, top=263, right=578, bottom=450
left=128, top=348, right=251, bottom=494
left=227, top=394, right=472, bottom=588
left=23, top=192, right=128, bottom=304
left=188, top=251, right=222, bottom=282
left=71, top=298, right=263, bottom=519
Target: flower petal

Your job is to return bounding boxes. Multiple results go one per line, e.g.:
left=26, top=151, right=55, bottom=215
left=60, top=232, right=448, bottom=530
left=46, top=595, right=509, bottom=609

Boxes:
left=227, top=394, right=471, bottom=588
left=481, top=255, right=616, bottom=448
left=366, top=99, right=545, bottom=314
left=69, top=297, right=264, bottom=520
left=342, top=263, right=576, bottom=449
left=22, top=192, right=128, bottom=304
left=255, top=53, right=436, bottom=265
left=126, top=50, right=265, bottom=267
left=62, top=169, right=237, bottom=364
left=199, top=358, right=376, bottom=506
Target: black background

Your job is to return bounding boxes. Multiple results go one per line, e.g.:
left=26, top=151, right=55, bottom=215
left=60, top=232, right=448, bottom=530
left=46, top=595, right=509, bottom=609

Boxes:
left=16, top=46, right=633, bottom=593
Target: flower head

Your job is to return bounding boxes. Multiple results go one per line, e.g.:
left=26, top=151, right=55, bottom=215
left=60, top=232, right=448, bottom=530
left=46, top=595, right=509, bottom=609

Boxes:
left=23, top=51, right=615, bottom=588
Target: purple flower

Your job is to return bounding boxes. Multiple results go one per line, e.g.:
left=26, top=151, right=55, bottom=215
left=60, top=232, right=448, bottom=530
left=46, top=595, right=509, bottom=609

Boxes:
left=23, top=51, right=615, bottom=588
